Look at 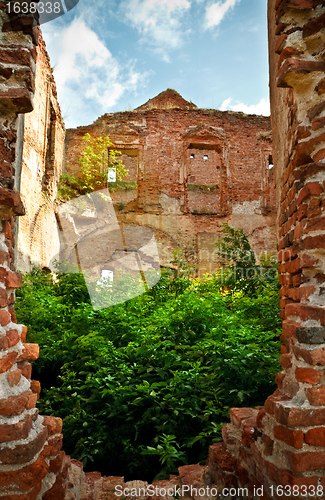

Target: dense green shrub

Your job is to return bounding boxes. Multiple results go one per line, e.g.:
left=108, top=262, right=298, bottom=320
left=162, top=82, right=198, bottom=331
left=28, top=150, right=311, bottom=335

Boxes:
left=216, top=222, right=278, bottom=296
left=16, top=265, right=281, bottom=481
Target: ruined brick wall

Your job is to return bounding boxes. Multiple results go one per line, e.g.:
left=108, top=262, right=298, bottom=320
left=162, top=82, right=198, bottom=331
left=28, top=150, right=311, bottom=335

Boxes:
left=65, top=97, right=277, bottom=274
left=0, top=5, right=70, bottom=498
left=15, top=29, right=65, bottom=273
left=205, top=0, right=325, bottom=496
left=2, top=0, right=325, bottom=495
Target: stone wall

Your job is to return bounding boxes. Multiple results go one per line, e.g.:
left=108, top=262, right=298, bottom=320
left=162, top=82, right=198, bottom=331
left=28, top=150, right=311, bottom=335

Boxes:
left=0, top=3, right=70, bottom=499
left=0, top=6, right=278, bottom=497
left=2, top=0, right=325, bottom=496
left=15, top=29, right=65, bottom=273
left=205, top=0, right=325, bottom=497
left=65, top=92, right=277, bottom=275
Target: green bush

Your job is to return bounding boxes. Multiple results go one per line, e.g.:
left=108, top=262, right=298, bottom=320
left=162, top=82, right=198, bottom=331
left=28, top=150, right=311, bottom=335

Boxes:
left=16, top=265, right=281, bottom=481
left=216, top=223, right=279, bottom=296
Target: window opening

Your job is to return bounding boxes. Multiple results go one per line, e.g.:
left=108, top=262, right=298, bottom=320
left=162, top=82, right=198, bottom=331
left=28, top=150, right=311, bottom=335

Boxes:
left=186, top=145, right=221, bottom=214
left=42, top=101, right=56, bottom=192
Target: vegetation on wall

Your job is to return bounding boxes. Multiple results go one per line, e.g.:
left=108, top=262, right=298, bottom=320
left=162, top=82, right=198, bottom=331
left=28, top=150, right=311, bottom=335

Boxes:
left=15, top=225, right=280, bottom=482
left=58, top=134, right=128, bottom=201
left=187, top=184, right=219, bottom=192
left=107, top=180, right=137, bottom=192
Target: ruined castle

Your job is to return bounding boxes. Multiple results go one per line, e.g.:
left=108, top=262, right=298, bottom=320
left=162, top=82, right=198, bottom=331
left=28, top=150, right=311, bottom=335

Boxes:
left=14, top=34, right=277, bottom=276
left=0, top=0, right=325, bottom=498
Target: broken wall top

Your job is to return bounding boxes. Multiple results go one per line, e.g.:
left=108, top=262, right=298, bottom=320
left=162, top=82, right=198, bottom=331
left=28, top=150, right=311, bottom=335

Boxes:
left=134, top=88, right=198, bottom=111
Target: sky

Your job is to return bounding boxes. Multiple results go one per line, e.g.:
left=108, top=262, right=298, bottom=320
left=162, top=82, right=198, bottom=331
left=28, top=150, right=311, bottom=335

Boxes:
left=42, top=0, right=270, bottom=129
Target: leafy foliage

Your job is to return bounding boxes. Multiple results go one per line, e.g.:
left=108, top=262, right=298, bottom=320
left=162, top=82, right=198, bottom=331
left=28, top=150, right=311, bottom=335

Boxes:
left=216, top=223, right=279, bottom=296
left=16, top=262, right=281, bottom=481
left=141, top=434, right=188, bottom=480
left=58, top=134, right=128, bottom=201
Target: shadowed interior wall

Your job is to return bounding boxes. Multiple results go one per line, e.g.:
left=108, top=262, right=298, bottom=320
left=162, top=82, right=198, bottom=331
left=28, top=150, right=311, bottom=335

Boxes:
left=15, top=30, right=65, bottom=273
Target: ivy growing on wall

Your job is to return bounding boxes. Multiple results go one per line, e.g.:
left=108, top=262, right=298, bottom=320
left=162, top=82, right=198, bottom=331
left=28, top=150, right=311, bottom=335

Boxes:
left=58, top=134, right=128, bottom=201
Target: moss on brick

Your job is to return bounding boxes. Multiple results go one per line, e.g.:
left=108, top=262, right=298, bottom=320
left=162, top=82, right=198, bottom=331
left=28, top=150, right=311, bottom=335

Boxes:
left=107, top=181, right=138, bottom=192
left=187, top=183, right=219, bottom=192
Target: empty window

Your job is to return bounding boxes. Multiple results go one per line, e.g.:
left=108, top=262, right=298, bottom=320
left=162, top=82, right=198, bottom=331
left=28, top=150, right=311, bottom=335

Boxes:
left=203, top=154, right=208, bottom=160
left=190, top=154, right=195, bottom=159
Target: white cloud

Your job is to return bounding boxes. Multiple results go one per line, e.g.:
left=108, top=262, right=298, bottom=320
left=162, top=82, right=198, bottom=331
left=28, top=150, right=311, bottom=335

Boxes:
left=119, top=0, right=191, bottom=58
left=219, top=97, right=232, bottom=110
left=219, top=97, right=270, bottom=116
left=43, top=18, right=151, bottom=127
left=205, top=0, right=240, bottom=28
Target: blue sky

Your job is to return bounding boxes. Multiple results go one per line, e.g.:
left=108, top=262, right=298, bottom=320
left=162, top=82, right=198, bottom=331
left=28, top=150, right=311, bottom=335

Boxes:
left=42, top=0, right=270, bottom=129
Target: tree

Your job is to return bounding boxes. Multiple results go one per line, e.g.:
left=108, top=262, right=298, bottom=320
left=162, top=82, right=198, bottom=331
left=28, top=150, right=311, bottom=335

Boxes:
left=77, top=133, right=128, bottom=193
left=216, top=223, right=278, bottom=296
left=58, top=134, right=128, bottom=201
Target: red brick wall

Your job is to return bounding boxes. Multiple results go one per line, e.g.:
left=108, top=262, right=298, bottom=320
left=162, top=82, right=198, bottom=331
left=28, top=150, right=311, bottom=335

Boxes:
left=65, top=108, right=275, bottom=210
left=117, top=151, right=138, bottom=181
left=7, top=1, right=325, bottom=494
left=65, top=103, right=277, bottom=272
left=207, top=1, right=325, bottom=496
left=0, top=5, right=68, bottom=499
